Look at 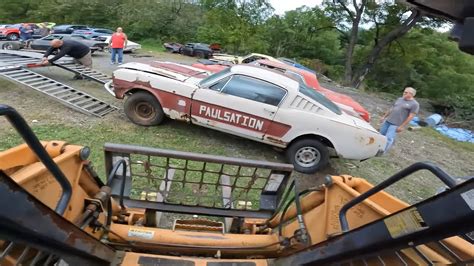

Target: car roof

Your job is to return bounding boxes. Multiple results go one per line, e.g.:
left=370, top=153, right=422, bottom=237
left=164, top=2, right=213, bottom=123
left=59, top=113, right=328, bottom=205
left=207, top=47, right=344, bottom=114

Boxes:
left=230, top=64, right=300, bottom=91
left=54, top=24, right=88, bottom=28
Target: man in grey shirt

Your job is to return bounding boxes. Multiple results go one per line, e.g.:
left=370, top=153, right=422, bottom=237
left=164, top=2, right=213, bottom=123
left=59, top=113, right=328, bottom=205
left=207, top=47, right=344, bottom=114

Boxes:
left=380, top=87, right=419, bottom=152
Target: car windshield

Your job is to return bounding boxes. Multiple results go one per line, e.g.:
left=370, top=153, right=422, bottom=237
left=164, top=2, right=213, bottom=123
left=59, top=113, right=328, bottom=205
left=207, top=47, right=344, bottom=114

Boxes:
left=198, top=68, right=231, bottom=87
left=299, top=84, right=342, bottom=115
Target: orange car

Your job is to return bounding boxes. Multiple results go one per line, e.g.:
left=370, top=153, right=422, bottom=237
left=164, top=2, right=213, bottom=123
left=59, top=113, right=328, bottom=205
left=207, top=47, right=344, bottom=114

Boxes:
left=192, top=59, right=370, bottom=122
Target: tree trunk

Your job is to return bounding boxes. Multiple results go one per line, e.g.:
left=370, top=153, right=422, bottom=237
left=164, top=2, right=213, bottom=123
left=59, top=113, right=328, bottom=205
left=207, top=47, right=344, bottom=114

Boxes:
left=342, top=0, right=366, bottom=85
left=351, top=9, right=422, bottom=89
left=344, top=18, right=360, bottom=84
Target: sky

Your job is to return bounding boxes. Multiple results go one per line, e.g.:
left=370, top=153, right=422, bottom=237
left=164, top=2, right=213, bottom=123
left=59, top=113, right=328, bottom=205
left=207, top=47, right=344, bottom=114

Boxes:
left=269, top=0, right=323, bottom=15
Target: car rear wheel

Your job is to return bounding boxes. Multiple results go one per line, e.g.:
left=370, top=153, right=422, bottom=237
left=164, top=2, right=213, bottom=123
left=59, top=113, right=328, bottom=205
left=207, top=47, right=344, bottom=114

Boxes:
left=286, top=138, right=329, bottom=174
left=6, top=33, right=19, bottom=41
left=124, top=92, right=165, bottom=126
left=195, top=51, right=204, bottom=58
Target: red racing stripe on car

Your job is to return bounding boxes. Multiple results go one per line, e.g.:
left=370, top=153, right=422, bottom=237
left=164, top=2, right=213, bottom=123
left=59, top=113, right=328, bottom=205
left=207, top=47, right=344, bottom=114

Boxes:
left=191, top=100, right=291, bottom=137
left=114, top=78, right=291, bottom=137
left=113, top=78, right=192, bottom=115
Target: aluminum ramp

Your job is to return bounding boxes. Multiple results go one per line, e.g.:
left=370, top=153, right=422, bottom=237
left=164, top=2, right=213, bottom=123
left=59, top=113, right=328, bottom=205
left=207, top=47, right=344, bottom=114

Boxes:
left=0, top=52, right=44, bottom=66
left=0, top=67, right=117, bottom=117
left=55, top=62, right=111, bottom=84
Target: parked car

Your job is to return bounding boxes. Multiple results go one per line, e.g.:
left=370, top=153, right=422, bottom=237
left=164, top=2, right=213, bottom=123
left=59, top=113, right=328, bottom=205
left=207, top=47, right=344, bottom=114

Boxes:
left=0, top=41, right=24, bottom=50
left=72, top=28, right=113, bottom=39
left=192, top=58, right=371, bottom=122
left=212, top=53, right=280, bottom=64
left=100, top=36, right=141, bottom=53
left=51, top=24, right=90, bottom=34
left=30, top=34, right=107, bottom=53
left=108, top=62, right=385, bottom=173
left=163, top=42, right=183, bottom=53
left=0, top=23, right=45, bottom=41
left=181, top=43, right=213, bottom=59
left=0, top=25, right=21, bottom=41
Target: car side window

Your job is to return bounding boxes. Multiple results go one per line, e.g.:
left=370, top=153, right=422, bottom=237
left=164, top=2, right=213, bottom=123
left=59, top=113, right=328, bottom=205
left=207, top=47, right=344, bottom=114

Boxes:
left=209, top=76, right=230, bottom=91
left=221, top=75, right=286, bottom=106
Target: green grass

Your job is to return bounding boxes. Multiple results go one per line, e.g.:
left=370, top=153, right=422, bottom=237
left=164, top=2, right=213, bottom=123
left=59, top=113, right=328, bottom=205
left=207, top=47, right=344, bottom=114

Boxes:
left=140, top=39, right=166, bottom=54
left=420, top=127, right=474, bottom=152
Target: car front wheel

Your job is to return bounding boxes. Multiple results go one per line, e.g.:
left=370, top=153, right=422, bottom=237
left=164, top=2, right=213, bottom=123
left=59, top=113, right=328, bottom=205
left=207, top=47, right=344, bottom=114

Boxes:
left=124, top=92, right=165, bottom=126
left=1, top=42, right=20, bottom=50
left=286, top=139, right=329, bottom=174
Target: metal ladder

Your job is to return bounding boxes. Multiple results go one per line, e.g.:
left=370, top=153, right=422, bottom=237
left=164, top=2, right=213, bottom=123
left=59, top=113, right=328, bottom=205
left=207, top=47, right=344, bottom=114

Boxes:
left=0, top=67, right=117, bottom=117
left=55, top=63, right=111, bottom=84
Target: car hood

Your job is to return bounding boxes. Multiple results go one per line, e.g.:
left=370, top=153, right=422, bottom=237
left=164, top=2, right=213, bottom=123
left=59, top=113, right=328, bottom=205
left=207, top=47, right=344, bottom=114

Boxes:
left=212, top=53, right=240, bottom=62
left=117, top=61, right=211, bottom=83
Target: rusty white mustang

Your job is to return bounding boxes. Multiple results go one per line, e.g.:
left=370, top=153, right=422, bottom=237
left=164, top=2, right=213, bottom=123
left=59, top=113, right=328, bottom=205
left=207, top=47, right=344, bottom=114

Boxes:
left=107, top=61, right=386, bottom=173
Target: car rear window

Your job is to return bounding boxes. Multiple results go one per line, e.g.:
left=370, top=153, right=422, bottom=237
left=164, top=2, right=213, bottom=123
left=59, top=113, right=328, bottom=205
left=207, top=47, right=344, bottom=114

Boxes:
left=299, top=84, right=342, bottom=114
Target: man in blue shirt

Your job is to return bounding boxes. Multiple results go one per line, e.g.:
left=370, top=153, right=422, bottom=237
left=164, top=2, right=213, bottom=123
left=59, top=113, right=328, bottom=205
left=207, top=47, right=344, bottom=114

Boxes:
left=19, top=24, right=33, bottom=47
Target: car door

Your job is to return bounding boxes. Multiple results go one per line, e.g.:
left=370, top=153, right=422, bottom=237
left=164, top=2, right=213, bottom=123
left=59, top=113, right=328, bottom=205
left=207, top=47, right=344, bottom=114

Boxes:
left=32, top=35, right=56, bottom=50
left=182, top=43, right=194, bottom=55
left=191, top=74, right=287, bottom=141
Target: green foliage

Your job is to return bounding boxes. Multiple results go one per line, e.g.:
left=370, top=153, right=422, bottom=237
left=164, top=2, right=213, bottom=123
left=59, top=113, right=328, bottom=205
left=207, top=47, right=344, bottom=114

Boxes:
left=365, top=29, right=474, bottom=120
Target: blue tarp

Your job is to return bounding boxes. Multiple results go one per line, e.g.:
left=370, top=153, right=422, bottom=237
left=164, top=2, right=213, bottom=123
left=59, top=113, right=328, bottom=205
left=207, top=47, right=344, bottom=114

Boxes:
left=409, top=116, right=473, bottom=143
left=435, top=125, right=474, bottom=143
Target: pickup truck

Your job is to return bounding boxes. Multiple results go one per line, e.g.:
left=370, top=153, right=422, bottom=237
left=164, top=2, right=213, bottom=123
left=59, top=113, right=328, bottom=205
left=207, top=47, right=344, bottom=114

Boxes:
left=109, top=62, right=386, bottom=173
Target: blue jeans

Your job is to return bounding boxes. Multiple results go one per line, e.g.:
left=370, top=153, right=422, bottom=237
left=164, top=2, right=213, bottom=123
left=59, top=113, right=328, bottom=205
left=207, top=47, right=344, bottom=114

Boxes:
left=380, top=121, right=398, bottom=152
left=111, top=48, right=123, bottom=63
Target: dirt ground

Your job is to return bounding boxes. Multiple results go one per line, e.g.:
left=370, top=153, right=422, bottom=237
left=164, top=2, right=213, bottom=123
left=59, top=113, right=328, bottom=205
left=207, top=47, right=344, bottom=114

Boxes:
left=0, top=49, right=472, bottom=204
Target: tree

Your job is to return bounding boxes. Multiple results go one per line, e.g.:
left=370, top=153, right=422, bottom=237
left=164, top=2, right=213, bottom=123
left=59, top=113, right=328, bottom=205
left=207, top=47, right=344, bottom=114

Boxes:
left=197, top=0, right=273, bottom=53
left=323, top=0, right=431, bottom=87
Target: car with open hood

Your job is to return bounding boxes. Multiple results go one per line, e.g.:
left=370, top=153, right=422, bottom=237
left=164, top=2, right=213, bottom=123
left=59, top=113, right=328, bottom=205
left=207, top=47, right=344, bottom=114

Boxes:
left=107, top=62, right=386, bottom=173
left=211, top=52, right=280, bottom=64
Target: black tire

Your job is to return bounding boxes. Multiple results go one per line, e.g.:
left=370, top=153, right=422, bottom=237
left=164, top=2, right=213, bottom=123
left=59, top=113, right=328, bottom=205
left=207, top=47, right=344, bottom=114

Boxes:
left=286, top=138, right=329, bottom=174
left=6, top=33, right=19, bottom=41
left=1, top=42, right=20, bottom=50
left=124, top=92, right=165, bottom=126
left=195, top=51, right=204, bottom=58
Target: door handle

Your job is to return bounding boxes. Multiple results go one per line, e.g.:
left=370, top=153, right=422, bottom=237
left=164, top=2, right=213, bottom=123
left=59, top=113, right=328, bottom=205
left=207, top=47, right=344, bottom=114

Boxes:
left=263, top=108, right=275, bottom=114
